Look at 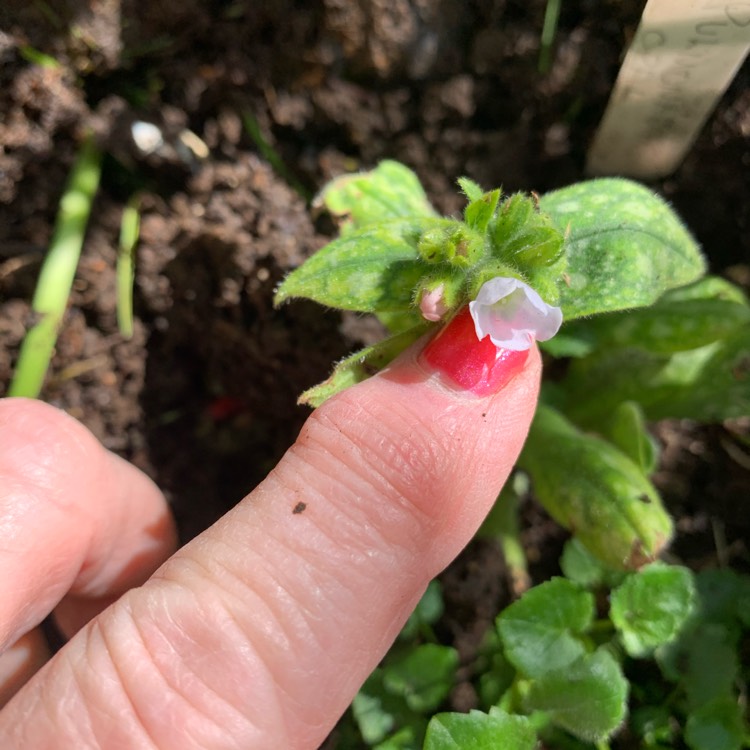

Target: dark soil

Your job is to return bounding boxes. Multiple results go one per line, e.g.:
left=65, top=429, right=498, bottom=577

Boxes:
left=1, top=0, right=748, bottom=745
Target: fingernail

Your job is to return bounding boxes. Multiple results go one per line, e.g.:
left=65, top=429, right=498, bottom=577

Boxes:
left=420, top=307, right=529, bottom=395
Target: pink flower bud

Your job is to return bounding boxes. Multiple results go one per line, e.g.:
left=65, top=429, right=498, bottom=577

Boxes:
left=419, top=284, right=449, bottom=322
left=469, top=277, right=562, bottom=351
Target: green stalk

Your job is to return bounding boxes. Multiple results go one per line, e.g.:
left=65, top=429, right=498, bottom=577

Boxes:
left=116, top=195, right=141, bottom=339
left=539, top=0, right=562, bottom=74
left=9, top=136, right=102, bottom=398
left=478, top=476, right=531, bottom=595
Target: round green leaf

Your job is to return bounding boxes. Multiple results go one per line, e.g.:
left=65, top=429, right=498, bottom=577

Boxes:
left=685, top=697, right=746, bottom=750
left=497, top=577, right=595, bottom=678
left=424, top=708, right=536, bottom=750
left=610, top=563, right=696, bottom=657
left=523, top=650, right=628, bottom=742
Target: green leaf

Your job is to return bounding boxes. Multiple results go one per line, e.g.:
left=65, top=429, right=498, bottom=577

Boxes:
left=558, top=290, right=750, bottom=355
left=353, top=670, right=419, bottom=745
left=399, top=580, right=444, bottom=641
left=383, top=644, right=458, bottom=714
left=464, top=189, right=501, bottom=233
left=658, top=623, right=739, bottom=708
left=685, top=698, right=747, bottom=750
left=298, top=323, right=430, bottom=407
left=519, top=405, right=674, bottom=570
left=610, top=563, right=696, bottom=657
left=604, top=401, right=658, bottom=475
left=523, top=650, right=629, bottom=742
left=319, top=160, right=438, bottom=232
left=560, top=538, right=625, bottom=590
left=275, top=219, right=432, bottom=312
left=539, top=178, right=706, bottom=319
left=457, top=177, right=485, bottom=203
left=497, top=578, right=595, bottom=678
left=423, top=708, right=537, bottom=750
left=562, top=327, right=750, bottom=424
left=490, top=193, right=564, bottom=268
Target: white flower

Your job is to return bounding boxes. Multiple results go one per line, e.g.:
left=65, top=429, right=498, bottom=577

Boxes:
left=468, top=277, right=562, bottom=351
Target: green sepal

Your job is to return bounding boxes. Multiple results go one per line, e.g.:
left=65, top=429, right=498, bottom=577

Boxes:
left=417, top=220, right=485, bottom=268
left=465, top=188, right=501, bottom=233
left=275, top=219, right=434, bottom=312
left=518, top=404, right=673, bottom=570
left=602, top=401, right=658, bottom=475
left=490, top=193, right=565, bottom=268
left=318, top=160, right=437, bottom=233
left=539, top=178, right=706, bottom=320
left=298, top=323, right=431, bottom=407
left=457, top=176, right=485, bottom=203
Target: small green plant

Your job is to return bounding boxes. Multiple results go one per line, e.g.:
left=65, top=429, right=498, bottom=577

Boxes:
left=9, top=135, right=102, bottom=398
left=276, top=161, right=750, bottom=748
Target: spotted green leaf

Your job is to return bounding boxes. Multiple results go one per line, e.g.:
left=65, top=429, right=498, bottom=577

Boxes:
left=540, top=178, right=706, bottom=319
left=275, top=219, right=433, bottom=312
left=318, top=160, right=437, bottom=233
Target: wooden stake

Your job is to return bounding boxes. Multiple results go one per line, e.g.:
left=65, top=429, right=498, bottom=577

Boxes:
left=587, top=0, right=750, bottom=179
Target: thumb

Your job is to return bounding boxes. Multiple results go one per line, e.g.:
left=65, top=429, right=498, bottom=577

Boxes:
left=1, top=309, right=540, bottom=750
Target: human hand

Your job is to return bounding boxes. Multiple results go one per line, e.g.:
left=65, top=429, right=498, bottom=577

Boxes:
left=0, top=324, right=540, bottom=749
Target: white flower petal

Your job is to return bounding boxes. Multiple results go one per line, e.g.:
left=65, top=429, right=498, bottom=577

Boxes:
left=468, top=277, right=563, bottom=351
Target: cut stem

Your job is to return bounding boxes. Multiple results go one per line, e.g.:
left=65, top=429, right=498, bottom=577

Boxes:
left=9, top=135, right=102, bottom=398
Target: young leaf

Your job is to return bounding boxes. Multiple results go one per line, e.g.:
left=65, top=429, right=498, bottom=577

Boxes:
left=523, top=650, right=628, bottom=742
left=464, top=189, right=501, bottom=233
left=518, top=405, right=673, bottom=570
left=275, top=219, right=432, bottom=312
left=496, top=578, right=595, bottom=678
left=610, top=563, right=696, bottom=657
left=399, top=580, right=444, bottom=641
left=659, top=623, right=740, bottom=710
left=298, top=323, right=430, bottom=407
left=457, top=176, right=485, bottom=203
left=604, top=401, right=658, bottom=475
left=382, top=644, right=458, bottom=713
left=685, top=697, right=747, bottom=750
left=423, top=708, right=537, bottom=750
left=539, top=178, right=706, bottom=319
left=318, top=160, right=438, bottom=232
left=560, top=538, right=625, bottom=590
left=353, top=670, right=425, bottom=745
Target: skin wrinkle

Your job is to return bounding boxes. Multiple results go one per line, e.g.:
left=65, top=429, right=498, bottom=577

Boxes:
left=86, top=618, right=163, bottom=750
left=270, top=448, right=426, bottom=572
left=314, top=395, right=446, bottom=514
left=98, top=596, right=249, bottom=750
left=143, top=561, right=297, bottom=744
left=125, top=601, right=249, bottom=749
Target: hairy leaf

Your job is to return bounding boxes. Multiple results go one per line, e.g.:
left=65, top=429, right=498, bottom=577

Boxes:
left=610, top=563, right=696, bottom=657
left=523, top=650, right=628, bottom=742
left=275, top=219, right=432, bottom=312
left=424, top=709, right=536, bottom=750
left=540, top=178, right=705, bottom=319
left=519, top=405, right=673, bottom=570
left=318, top=160, right=437, bottom=232
left=497, top=577, right=594, bottom=678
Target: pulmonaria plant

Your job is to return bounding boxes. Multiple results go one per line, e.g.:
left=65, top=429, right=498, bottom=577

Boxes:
left=275, top=162, right=750, bottom=749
